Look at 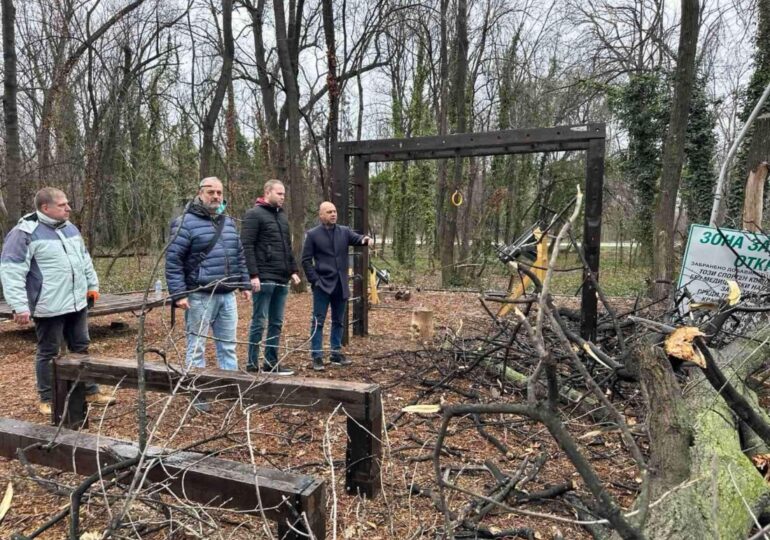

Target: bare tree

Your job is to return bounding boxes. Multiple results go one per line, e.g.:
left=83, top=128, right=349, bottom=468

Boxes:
left=242, top=0, right=285, bottom=180
left=434, top=0, right=450, bottom=262
left=200, top=0, right=234, bottom=178
left=272, top=0, right=307, bottom=267
left=651, top=0, right=701, bottom=300
left=35, top=0, right=147, bottom=186
left=2, top=0, right=19, bottom=228
left=322, top=0, right=340, bottom=199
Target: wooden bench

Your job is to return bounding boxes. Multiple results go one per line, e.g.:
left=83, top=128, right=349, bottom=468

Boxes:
left=0, top=292, right=168, bottom=320
left=0, top=417, right=325, bottom=539
left=53, top=354, right=383, bottom=497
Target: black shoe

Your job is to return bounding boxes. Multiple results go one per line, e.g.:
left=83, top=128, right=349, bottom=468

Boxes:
left=312, top=357, right=325, bottom=371
left=246, top=365, right=259, bottom=373
left=263, top=363, right=295, bottom=376
left=330, top=353, right=352, bottom=366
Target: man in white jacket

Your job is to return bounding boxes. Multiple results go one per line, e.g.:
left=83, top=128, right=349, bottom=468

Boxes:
left=0, top=187, right=114, bottom=416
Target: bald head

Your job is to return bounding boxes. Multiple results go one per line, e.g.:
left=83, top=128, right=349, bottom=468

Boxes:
left=319, top=202, right=338, bottom=226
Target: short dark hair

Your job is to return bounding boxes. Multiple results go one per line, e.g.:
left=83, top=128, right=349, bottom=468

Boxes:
left=34, top=187, right=66, bottom=210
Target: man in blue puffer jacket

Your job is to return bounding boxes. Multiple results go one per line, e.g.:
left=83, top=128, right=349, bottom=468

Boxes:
left=0, top=187, right=114, bottom=416
left=165, top=178, right=251, bottom=387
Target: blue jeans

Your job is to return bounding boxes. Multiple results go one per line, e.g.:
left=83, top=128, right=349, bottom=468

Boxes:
left=248, top=282, right=289, bottom=368
left=34, top=308, right=99, bottom=402
left=185, top=291, right=239, bottom=370
left=310, top=281, right=346, bottom=359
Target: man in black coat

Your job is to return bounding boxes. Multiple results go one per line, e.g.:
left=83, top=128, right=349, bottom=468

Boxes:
left=301, top=201, right=371, bottom=371
left=241, top=179, right=300, bottom=375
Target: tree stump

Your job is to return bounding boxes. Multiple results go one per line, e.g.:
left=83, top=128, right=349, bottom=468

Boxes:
left=411, top=308, right=433, bottom=341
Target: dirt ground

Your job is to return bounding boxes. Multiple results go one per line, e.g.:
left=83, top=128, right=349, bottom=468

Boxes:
left=0, top=289, right=640, bottom=539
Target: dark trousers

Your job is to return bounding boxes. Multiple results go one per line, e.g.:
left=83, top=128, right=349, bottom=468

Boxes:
left=34, top=308, right=99, bottom=402
left=310, top=280, right=346, bottom=359
left=248, top=282, right=290, bottom=369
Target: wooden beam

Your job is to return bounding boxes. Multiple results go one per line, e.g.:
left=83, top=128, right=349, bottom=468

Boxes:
left=332, top=123, right=607, bottom=343
left=336, top=124, right=605, bottom=156
left=581, top=137, right=604, bottom=341
left=0, top=417, right=326, bottom=539
left=352, top=140, right=592, bottom=162
left=345, top=385, right=382, bottom=498
left=55, top=354, right=383, bottom=497
left=332, top=152, right=350, bottom=225
left=352, top=157, right=369, bottom=338
left=52, top=364, right=89, bottom=429
left=56, top=355, right=376, bottom=416
left=0, top=292, right=167, bottom=319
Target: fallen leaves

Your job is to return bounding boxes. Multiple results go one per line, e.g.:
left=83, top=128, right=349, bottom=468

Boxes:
left=726, top=280, right=741, bottom=306
left=752, top=454, right=770, bottom=481
left=343, top=521, right=380, bottom=538
left=665, top=326, right=706, bottom=368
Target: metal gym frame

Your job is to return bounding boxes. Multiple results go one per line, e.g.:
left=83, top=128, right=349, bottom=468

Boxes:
left=331, top=123, right=606, bottom=341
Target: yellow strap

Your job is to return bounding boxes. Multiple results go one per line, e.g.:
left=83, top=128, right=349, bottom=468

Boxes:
left=497, top=228, right=550, bottom=318
left=451, top=190, right=464, bottom=207
left=368, top=268, right=380, bottom=305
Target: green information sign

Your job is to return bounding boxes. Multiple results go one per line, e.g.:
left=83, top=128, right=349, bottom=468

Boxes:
left=678, top=224, right=770, bottom=305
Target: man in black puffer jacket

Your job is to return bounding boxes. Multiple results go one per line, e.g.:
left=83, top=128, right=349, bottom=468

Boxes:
left=242, top=179, right=300, bottom=375
left=166, top=178, right=251, bottom=384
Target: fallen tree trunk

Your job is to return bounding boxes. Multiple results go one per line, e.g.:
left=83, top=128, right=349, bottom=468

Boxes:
left=639, top=331, right=770, bottom=538
left=482, top=359, right=599, bottom=410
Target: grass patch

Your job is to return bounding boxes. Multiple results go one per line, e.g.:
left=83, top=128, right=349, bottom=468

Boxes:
left=93, top=245, right=651, bottom=297
left=372, top=244, right=650, bottom=297
left=93, top=255, right=165, bottom=294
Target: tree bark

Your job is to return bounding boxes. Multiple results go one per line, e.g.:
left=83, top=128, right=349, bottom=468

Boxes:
left=434, top=0, right=449, bottom=260
left=321, top=0, right=339, bottom=200
left=36, top=0, right=146, bottom=186
left=742, top=115, right=770, bottom=231
left=200, top=0, right=234, bottom=178
left=2, top=0, right=20, bottom=228
left=225, top=80, right=237, bottom=187
left=82, top=46, right=134, bottom=250
left=638, top=344, right=693, bottom=489
left=273, top=0, right=307, bottom=279
left=638, top=331, right=770, bottom=538
left=459, top=157, right=476, bottom=266
left=246, top=0, right=285, bottom=178
left=440, top=0, right=468, bottom=286
left=745, top=113, right=770, bottom=174
left=651, top=0, right=700, bottom=301
left=742, top=162, right=769, bottom=232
